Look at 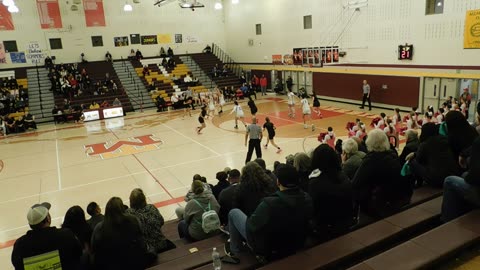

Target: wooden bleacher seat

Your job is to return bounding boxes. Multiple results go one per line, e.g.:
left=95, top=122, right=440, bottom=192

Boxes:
left=145, top=187, right=442, bottom=270
left=258, top=196, right=443, bottom=270
left=347, top=210, right=480, bottom=270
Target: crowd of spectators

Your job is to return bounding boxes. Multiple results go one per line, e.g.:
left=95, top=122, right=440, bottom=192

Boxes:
left=0, top=77, right=28, bottom=116
left=9, top=90, right=480, bottom=269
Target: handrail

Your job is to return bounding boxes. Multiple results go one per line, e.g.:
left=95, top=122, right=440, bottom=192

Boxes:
left=34, top=64, right=45, bottom=118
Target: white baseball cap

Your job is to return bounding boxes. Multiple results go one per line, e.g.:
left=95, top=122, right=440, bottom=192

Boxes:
left=27, top=202, right=51, bottom=226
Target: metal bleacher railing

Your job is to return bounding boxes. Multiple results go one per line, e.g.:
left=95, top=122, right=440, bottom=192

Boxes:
left=211, top=43, right=244, bottom=77
left=120, top=58, right=145, bottom=112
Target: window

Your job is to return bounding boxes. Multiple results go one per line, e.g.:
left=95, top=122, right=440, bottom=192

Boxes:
left=91, top=36, right=103, bottom=47
left=3, top=40, right=18, bottom=52
left=49, top=38, right=63, bottom=50
left=426, top=0, right=443, bottom=15
left=255, top=24, right=262, bottom=35
left=304, top=15, right=312, bottom=29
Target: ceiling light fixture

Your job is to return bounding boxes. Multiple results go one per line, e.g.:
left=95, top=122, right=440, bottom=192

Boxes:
left=214, top=1, right=222, bottom=9
left=232, top=0, right=239, bottom=4
left=123, top=2, right=133, bottom=11
left=2, top=0, right=14, bottom=7
left=8, top=4, right=18, bottom=13
left=437, top=2, right=442, bottom=6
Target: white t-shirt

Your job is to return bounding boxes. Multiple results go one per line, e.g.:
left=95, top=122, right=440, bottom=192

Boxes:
left=232, top=105, right=244, bottom=117
left=301, top=98, right=310, bottom=114
left=287, top=92, right=295, bottom=105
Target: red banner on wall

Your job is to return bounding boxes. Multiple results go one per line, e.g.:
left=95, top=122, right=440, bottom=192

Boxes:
left=36, top=0, right=63, bottom=29
left=83, top=0, right=106, bottom=27
left=0, top=5, right=14, bottom=30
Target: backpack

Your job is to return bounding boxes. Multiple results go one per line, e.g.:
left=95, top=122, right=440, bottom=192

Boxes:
left=193, top=199, right=220, bottom=233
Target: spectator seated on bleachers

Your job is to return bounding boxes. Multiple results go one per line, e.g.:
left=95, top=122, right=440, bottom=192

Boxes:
left=225, top=163, right=313, bottom=264
left=89, top=101, right=100, bottom=110
left=399, top=129, right=419, bottom=166
left=128, top=49, right=136, bottom=60
left=135, top=49, right=143, bottom=60
left=218, top=169, right=241, bottom=225
left=167, top=58, right=176, bottom=69
left=161, top=58, right=168, bottom=68
left=184, top=74, right=193, bottom=85
left=441, top=136, right=480, bottom=222
left=170, top=94, right=180, bottom=109
left=11, top=202, right=83, bottom=270
left=44, top=56, right=53, bottom=70
left=91, top=197, right=151, bottom=270
left=160, top=47, right=167, bottom=58
left=203, top=45, right=212, bottom=54
left=142, top=65, right=150, bottom=76
left=52, top=105, right=66, bottom=124
left=405, top=123, right=459, bottom=188
left=175, top=174, right=213, bottom=219
left=212, top=171, right=230, bottom=200
left=341, top=138, right=366, bottom=180
left=222, top=65, right=229, bottom=77
left=86, top=202, right=104, bottom=231
left=5, top=116, right=16, bottom=134
left=100, top=100, right=109, bottom=108
left=126, top=188, right=175, bottom=254
left=167, top=47, right=174, bottom=57
left=212, top=64, right=219, bottom=77
left=24, top=112, right=37, bottom=130
left=177, top=180, right=221, bottom=242
left=352, top=129, right=414, bottom=218
left=105, top=51, right=112, bottom=62
left=112, top=98, right=122, bottom=107
left=61, top=205, right=93, bottom=260
left=156, top=95, right=166, bottom=112
left=309, top=144, right=356, bottom=241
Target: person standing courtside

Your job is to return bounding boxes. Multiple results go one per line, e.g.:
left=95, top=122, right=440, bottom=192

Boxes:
left=360, top=80, right=371, bottom=111
left=245, top=117, right=263, bottom=163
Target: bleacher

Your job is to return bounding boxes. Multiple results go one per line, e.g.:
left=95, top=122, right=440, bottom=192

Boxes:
left=53, top=61, right=133, bottom=112
left=190, top=53, right=243, bottom=90
left=1, top=68, right=30, bottom=118
left=131, top=57, right=208, bottom=105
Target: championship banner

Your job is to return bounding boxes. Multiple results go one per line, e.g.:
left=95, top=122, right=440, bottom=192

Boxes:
left=272, top=54, right=282, bottom=65
left=83, top=0, right=106, bottom=27
left=36, top=0, right=63, bottom=29
left=157, top=34, right=172, bottom=44
left=141, top=35, right=158, bottom=45
left=0, top=5, right=14, bottom=30
left=464, top=9, right=480, bottom=49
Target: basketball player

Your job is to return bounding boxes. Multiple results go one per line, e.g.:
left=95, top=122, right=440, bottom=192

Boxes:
left=300, top=94, right=315, bottom=131
left=263, top=117, right=282, bottom=153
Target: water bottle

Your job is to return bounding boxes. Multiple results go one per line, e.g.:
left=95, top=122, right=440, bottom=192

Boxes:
left=212, top=247, right=222, bottom=270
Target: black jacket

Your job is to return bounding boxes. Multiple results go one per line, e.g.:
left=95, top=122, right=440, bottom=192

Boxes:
left=12, top=227, right=82, bottom=270
left=218, top=183, right=239, bottom=224
left=308, top=169, right=355, bottom=235
left=399, top=139, right=419, bottom=165
left=416, top=136, right=459, bottom=187
left=233, top=181, right=276, bottom=217
left=246, top=188, right=313, bottom=260
left=212, top=181, right=230, bottom=200
left=352, top=150, right=414, bottom=216
left=91, top=215, right=149, bottom=270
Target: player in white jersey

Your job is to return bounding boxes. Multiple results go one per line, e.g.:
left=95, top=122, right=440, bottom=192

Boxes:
left=300, top=94, right=315, bottom=131
left=230, top=101, right=246, bottom=129
left=287, top=89, right=297, bottom=118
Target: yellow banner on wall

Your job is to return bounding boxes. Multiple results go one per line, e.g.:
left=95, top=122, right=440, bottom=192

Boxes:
left=464, top=9, right=480, bottom=49
left=157, top=34, right=172, bottom=44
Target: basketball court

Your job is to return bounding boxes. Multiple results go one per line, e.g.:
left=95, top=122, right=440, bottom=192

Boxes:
left=0, top=96, right=394, bottom=269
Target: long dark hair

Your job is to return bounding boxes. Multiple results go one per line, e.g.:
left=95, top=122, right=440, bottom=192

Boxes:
left=419, top=123, right=438, bottom=143
left=104, top=197, right=128, bottom=226
left=311, top=144, right=341, bottom=179
left=62, top=205, right=92, bottom=247
left=240, top=162, right=275, bottom=194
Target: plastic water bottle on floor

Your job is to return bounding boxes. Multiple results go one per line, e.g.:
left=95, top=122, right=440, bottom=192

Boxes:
left=212, top=247, right=222, bottom=270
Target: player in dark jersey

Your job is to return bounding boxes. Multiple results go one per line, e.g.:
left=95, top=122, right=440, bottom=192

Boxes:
left=196, top=105, right=207, bottom=134
left=263, top=117, right=282, bottom=153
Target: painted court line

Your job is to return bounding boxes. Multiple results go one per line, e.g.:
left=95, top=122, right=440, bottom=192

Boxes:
left=161, top=122, right=222, bottom=156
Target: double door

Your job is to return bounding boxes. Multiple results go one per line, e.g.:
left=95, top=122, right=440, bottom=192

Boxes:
left=282, top=71, right=313, bottom=96
left=423, top=78, right=458, bottom=110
